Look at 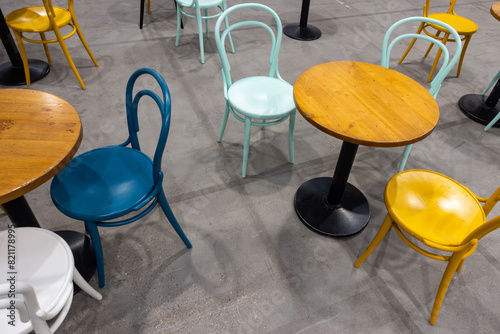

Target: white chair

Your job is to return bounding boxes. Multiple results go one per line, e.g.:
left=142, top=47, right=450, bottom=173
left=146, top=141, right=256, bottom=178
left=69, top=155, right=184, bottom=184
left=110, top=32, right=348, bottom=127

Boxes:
left=0, top=227, right=102, bottom=334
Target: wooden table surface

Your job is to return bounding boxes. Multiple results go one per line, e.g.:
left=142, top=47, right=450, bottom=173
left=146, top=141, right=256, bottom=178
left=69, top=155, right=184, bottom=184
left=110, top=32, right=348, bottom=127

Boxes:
left=293, top=61, right=439, bottom=147
left=0, top=89, right=82, bottom=204
left=492, top=2, right=500, bottom=21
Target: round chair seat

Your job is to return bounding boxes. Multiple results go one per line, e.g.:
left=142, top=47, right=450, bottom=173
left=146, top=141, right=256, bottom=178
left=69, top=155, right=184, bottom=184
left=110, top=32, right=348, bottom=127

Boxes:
left=385, top=170, right=485, bottom=246
left=427, top=13, right=478, bottom=34
left=51, top=146, right=155, bottom=222
left=6, top=6, right=72, bottom=33
left=228, top=76, right=295, bottom=119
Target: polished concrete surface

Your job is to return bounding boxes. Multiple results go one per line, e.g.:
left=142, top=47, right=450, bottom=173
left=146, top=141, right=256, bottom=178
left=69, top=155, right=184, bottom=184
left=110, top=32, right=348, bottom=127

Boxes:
left=1, top=0, right=500, bottom=332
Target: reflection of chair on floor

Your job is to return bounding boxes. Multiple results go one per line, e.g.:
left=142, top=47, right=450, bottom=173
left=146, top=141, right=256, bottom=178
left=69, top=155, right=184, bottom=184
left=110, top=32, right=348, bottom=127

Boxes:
left=382, top=17, right=462, bottom=172
left=398, top=0, right=477, bottom=82
left=215, top=3, right=296, bottom=178
left=0, top=227, right=102, bottom=334
left=5, top=0, right=99, bottom=89
left=354, top=169, right=500, bottom=325
left=50, top=68, right=192, bottom=288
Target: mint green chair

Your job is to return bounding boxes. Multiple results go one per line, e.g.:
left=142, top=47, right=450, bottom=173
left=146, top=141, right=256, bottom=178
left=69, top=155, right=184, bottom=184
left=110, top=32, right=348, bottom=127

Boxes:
left=175, top=0, right=234, bottom=63
left=381, top=17, right=462, bottom=172
left=215, top=3, right=296, bottom=178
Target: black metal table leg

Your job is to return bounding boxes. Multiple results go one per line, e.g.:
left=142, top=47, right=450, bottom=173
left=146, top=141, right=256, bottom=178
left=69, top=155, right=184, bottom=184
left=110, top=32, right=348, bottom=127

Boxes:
left=458, top=77, right=500, bottom=128
left=284, top=0, right=322, bottom=41
left=294, top=141, right=370, bottom=236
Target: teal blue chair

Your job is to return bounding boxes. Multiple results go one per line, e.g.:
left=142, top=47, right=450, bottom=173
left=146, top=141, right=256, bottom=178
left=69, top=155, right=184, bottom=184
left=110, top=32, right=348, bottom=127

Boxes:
left=483, top=70, right=500, bottom=131
left=175, top=0, right=234, bottom=63
left=50, top=68, right=192, bottom=288
left=215, top=3, right=296, bottom=178
left=381, top=17, right=462, bottom=172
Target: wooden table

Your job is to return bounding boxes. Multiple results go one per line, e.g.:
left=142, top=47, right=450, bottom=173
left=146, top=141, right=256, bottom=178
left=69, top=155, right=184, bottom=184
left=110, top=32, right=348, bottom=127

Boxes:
left=458, top=2, right=500, bottom=128
left=0, top=89, right=95, bottom=289
left=293, top=61, right=439, bottom=236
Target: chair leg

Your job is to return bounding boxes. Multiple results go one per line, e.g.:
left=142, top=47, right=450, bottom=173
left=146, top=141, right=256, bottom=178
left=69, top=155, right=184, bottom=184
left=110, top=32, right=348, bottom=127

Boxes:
left=175, top=4, right=182, bottom=46
left=427, top=33, right=449, bottom=83
left=424, top=30, right=441, bottom=58
left=354, top=215, right=393, bottom=267
left=12, top=31, right=31, bottom=86
left=196, top=7, right=205, bottom=63
left=398, top=22, right=424, bottom=64
left=288, top=111, right=296, bottom=164
left=70, top=15, right=99, bottom=67
left=484, top=110, right=500, bottom=132
left=217, top=101, right=231, bottom=142
left=157, top=189, right=192, bottom=248
left=242, top=117, right=252, bottom=178
left=85, top=222, right=105, bottom=288
left=398, top=144, right=413, bottom=173
left=39, top=32, right=52, bottom=64
left=456, top=34, right=472, bottom=78
left=73, top=268, right=103, bottom=300
left=481, top=70, right=500, bottom=96
left=205, top=9, right=209, bottom=38
left=52, top=26, right=86, bottom=89
left=148, top=0, right=151, bottom=13
left=429, top=251, right=465, bottom=325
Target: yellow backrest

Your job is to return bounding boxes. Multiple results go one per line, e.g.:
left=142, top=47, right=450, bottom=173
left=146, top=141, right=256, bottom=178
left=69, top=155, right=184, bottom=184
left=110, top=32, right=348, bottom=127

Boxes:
left=424, top=0, right=458, bottom=17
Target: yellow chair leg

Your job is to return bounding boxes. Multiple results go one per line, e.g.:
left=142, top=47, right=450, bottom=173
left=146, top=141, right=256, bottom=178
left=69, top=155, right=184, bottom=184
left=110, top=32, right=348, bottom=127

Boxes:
left=456, top=35, right=472, bottom=78
left=429, top=251, right=465, bottom=325
left=39, top=32, right=52, bottom=64
left=354, top=215, right=393, bottom=267
left=399, top=22, right=424, bottom=64
left=427, top=33, right=449, bottom=82
left=53, top=26, right=86, bottom=89
left=12, top=31, right=31, bottom=86
left=424, top=30, right=441, bottom=58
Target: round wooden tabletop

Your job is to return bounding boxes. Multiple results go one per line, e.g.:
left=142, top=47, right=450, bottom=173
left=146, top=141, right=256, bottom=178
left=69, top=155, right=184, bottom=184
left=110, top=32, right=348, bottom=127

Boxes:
left=293, top=61, right=439, bottom=147
left=0, top=89, right=82, bottom=204
left=492, top=2, right=500, bottom=21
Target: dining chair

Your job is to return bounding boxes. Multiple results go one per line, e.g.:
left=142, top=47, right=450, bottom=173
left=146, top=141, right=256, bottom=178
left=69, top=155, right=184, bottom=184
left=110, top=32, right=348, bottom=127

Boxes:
left=4, top=0, right=99, bottom=89
left=381, top=16, right=462, bottom=172
left=50, top=68, right=192, bottom=288
left=398, top=0, right=477, bottom=82
left=0, top=227, right=102, bottom=334
left=175, top=0, right=234, bottom=63
left=354, top=169, right=500, bottom=325
left=215, top=3, right=296, bottom=178
left=482, top=70, right=500, bottom=131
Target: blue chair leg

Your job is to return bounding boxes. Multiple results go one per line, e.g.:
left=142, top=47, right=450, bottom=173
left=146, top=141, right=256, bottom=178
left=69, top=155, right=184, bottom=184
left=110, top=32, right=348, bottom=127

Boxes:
left=288, top=111, right=296, bottom=164
left=398, top=144, right=413, bottom=173
left=242, top=117, right=252, bottom=178
left=158, top=189, right=192, bottom=249
left=85, top=221, right=105, bottom=288
left=218, top=102, right=231, bottom=142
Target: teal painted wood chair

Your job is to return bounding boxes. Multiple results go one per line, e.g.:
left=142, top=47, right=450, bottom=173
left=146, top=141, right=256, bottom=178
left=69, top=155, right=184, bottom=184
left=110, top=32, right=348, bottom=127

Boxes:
left=381, top=17, right=462, bottom=172
left=215, top=3, right=296, bottom=178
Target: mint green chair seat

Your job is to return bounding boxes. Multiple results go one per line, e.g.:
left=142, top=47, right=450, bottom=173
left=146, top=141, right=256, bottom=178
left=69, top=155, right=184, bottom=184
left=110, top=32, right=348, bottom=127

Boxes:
left=175, top=0, right=234, bottom=63
left=381, top=17, right=462, bottom=172
left=215, top=3, right=296, bottom=178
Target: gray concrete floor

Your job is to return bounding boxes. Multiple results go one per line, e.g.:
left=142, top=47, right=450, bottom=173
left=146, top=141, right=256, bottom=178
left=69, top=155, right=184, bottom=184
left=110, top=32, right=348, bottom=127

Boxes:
left=1, top=0, right=500, bottom=332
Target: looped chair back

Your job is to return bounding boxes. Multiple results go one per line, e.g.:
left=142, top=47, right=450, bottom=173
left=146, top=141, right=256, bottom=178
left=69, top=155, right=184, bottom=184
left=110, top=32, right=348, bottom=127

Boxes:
left=381, top=17, right=462, bottom=172
left=50, top=68, right=192, bottom=288
left=214, top=3, right=296, bottom=178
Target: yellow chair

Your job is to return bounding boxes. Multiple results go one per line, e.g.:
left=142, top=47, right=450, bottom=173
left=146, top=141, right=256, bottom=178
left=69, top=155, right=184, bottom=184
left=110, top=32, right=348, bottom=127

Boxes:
left=354, top=169, right=500, bottom=325
left=399, top=0, right=478, bottom=82
left=5, top=0, right=99, bottom=89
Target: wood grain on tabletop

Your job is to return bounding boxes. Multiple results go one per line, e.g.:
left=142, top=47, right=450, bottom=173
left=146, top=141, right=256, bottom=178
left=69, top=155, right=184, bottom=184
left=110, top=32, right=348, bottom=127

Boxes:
left=0, top=89, right=82, bottom=204
left=293, top=61, right=439, bottom=147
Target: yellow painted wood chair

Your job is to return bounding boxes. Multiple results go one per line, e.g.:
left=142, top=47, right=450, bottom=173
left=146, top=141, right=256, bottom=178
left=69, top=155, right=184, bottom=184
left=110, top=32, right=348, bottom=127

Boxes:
left=354, top=169, right=500, bottom=325
left=5, top=0, right=98, bottom=89
left=399, top=0, right=478, bottom=82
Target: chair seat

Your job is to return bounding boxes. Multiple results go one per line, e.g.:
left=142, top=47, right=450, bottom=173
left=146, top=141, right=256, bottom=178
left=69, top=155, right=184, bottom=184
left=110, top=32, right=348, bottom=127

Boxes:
left=228, top=76, right=295, bottom=119
left=51, top=146, right=155, bottom=222
left=5, top=6, right=72, bottom=33
left=176, top=0, right=223, bottom=9
left=427, top=13, right=478, bottom=35
left=385, top=170, right=485, bottom=246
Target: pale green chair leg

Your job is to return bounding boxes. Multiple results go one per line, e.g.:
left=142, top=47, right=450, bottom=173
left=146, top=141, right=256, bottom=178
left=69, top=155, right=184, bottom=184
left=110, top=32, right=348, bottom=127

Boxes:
left=196, top=7, right=205, bottom=63
left=175, top=4, right=182, bottom=46
left=205, top=9, right=209, bottom=37
left=484, top=112, right=500, bottom=132
left=288, top=112, right=296, bottom=163
left=218, top=102, right=231, bottom=142
left=242, top=117, right=252, bottom=178
left=398, top=144, right=413, bottom=173
left=483, top=70, right=500, bottom=132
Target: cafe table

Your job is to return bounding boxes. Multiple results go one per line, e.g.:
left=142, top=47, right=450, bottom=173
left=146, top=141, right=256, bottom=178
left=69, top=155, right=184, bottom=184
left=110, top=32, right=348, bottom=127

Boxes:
left=0, top=89, right=96, bottom=287
left=293, top=61, right=439, bottom=236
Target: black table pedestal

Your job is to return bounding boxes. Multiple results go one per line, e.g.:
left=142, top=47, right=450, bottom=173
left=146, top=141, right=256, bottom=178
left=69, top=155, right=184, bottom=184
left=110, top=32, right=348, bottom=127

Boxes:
left=294, top=141, right=370, bottom=236
left=284, top=0, right=321, bottom=41
left=2, top=196, right=96, bottom=293
left=458, top=77, right=500, bottom=128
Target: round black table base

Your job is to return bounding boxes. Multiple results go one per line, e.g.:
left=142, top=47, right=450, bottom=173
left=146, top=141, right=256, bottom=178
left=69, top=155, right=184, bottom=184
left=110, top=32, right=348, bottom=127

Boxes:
left=0, top=59, right=50, bottom=86
left=458, top=94, right=500, bottom=128
left=55, top=230, right=96, bottom=294
left=284, top=23, right=322, bottom=41
left=294, top=177, right=370, bottom=236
